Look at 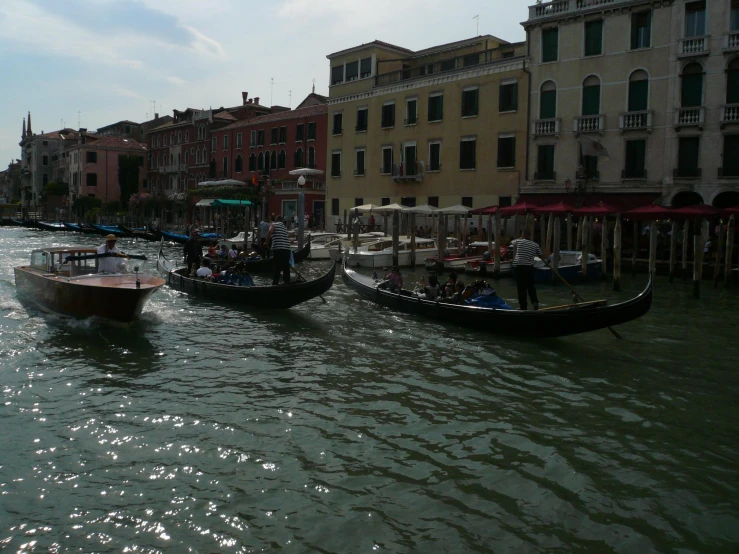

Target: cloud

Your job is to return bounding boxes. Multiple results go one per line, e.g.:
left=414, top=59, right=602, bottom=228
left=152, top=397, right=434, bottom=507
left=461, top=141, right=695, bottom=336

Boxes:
left=110, top=85, right=142, bottom=99
left=167, top=76, right=186, bottom=86
left=276, top=0, right=438, bottom=31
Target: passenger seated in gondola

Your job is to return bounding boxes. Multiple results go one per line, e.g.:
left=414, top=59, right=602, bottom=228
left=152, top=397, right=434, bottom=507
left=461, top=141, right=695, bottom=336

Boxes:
left=219, top=244, right=229, bottom=259
left=440, top=280, right=466, bottom=303
left=418, top=273, right=439, bottom=300
left=385, top=266, right=403, bottom=293
left=207, top=242, right=218, bottom=258
left=196, top=258, right=213, bottom=279
left=442, top=272, right=458, bottom=298
left=228, top=244, right=238, bottom=259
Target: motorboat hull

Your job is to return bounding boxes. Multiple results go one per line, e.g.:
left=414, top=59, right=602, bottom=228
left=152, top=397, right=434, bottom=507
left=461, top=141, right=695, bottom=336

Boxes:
left=346, top=248, right=438, bottom=268
left=464, top=260, right=513, bottom=276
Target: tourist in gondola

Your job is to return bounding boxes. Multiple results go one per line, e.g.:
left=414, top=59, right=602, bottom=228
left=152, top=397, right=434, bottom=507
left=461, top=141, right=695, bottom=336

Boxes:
left=183, top=231, right=202, bottom=275
left=442, top=272, right=458, bottom=298
left=97, top=234, right=125, bottom=274
left=196, top=258, right=213, bottom=279
left=266, top=215, right=291, bottom=285
left=511, top=228, right=544, bottom=311
left=419, top=273, right=439, bottom=300
left=385, top=266, right=403, bottom=293
left=207, top=242, right=218, bottom=259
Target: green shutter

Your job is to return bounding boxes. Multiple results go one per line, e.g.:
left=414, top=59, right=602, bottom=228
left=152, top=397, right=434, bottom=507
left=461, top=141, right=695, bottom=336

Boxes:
left=682, top=74, right=703, bottom=107
left=728, top=69, right=739, bottom=104
left=542, top=28, right=558, bottom=62
left=678, top=138, right=700, bottom=170
left=540, top=90, right=556, bottom=119
left=585, top=20, right=603, bottom=56
left=628, top=80, right=649, bottom=111
left=582, top=85, right=600, bottom=116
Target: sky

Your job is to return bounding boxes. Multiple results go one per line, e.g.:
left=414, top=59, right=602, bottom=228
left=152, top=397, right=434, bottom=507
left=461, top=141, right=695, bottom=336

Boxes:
left=0, top=0, right=529, bottom=166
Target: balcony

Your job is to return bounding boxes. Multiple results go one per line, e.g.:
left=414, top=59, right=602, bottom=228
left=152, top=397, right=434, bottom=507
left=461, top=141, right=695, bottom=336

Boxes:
left=391, top=162, right=424, bottom=182
left=619, top=110, right=653, bottom=132
left=532, top=118, right=561, bottom=137
left=674, top=107, right=705, bottom=129
left=677, top=36, right=709, bottom=58
left=622, top=168, right=647, bottom=180
left=673, top=167, right=701, bottom=179
left=527, top=0, right=632, bottom=22
left=574, top=114, right=605, bottom=134
left=724, top=32, right=739, bottom=53
left=721, top=104, right=739, bottom=126
left=534, top=171, right=556, bottom=181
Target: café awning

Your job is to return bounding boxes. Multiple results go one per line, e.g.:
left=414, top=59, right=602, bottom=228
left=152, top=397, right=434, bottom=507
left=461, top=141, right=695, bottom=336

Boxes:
left=212, top=199, right=252, bottom=207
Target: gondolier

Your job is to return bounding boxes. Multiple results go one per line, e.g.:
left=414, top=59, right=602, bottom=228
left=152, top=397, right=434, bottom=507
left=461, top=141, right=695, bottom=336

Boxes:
left=183, top=231, right=202, bottom=275
left=266, top=216, right=291, bottom=285
left=97, top=234, right=125, bottom=274
left=511, top=229, right=545, bottom=311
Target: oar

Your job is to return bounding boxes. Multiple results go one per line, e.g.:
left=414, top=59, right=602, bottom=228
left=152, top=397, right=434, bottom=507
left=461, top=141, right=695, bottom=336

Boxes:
left=540, top=257, right=622, bottom=340
left=289, top=265, right=327, bottom=303
left=64, top=252, right=148, bottom=262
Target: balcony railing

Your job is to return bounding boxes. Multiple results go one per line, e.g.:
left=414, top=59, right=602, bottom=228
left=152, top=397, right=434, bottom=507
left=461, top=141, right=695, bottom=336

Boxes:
left=620, top=110, right=653, bottom=131
left=528, top=0, right=631, bottom=21
left=678, top=36, right=709, bottom=57
left=532, top=118, right=561, bottom=137
left=721, top=104, right=739, bottom=124
left=724, top=31, right=739, bottom=52
left=391, top=162, right=423, bottom=182
left=675, top=106, right=705, bottom=128
left=673, top=167, right=702, bottom=179
left=534, top=171, right=556, bottom=181
left=574, top=114, right=605, bottom=133
left=622, top=168, right=647, bottom=180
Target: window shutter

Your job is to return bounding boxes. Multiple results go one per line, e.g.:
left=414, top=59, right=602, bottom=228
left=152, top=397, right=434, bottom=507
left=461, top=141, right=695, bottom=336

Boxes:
left=682, top=74, right=703, bottom=107
left=585, top=20, right=603, bottom=56
left=582, top=85, right=600, bottom=116
left=542, top=28, right=558, bottom=62
left=540, top=90, right=557, bottom=119
left=678, top=138, right=700, bottom=170
left=725, top=135, right=739, bottom=175
left=727, top=68, right=739, bottom=104
left=628, top=80, right=649, bottom=111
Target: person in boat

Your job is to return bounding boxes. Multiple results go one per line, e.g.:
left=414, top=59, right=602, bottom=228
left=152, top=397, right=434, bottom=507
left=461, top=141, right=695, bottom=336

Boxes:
left=218, top=244, right=229, bottom=259
left=481, top=250, right=492, bottom=262
left=207, top=242, right=218, bottom=258
left=266, top=215, right=291, bottom=285
left=228, top=244, right=238, bottom=259
left=258, top=217, right=271, bottom=258
left=443, top=272, right=458, bottom=298
left=368, top=214, right=376, bottom=231
left=97, top=234, right=125, bottom=274
left=450, top=280, right=466, bottom=303
left=183, top=231, right=203, bottom=275
left=196, top=258, right=213, bottom=279
left=511, top=228, right=544, bottom=311
left=419, top=273, right=439, bottom=300
left=385, top=266, right=403, bottom=293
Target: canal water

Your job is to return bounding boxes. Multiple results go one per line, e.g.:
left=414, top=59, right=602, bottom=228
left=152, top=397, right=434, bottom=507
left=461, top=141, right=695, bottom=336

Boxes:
left=0, top=227, right=737, bottom=553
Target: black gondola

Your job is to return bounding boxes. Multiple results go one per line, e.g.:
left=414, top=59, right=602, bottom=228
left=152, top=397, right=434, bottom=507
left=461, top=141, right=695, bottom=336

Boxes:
left=342, top=261, right=653, bottom=338
left=36, top=221, right=66, bottom=232
left=157, top=246, right=336, bottom=309
left=119, top=224, right=158, bottom=241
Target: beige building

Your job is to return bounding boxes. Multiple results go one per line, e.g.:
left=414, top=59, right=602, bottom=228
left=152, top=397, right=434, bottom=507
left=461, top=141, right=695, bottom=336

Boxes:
left=325, top=36, right=528, bottom=218
left=523, top=0, right=739, bottom=208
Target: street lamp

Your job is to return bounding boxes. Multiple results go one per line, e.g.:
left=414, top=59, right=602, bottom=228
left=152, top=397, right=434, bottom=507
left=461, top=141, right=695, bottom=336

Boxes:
left=297, top=175, right=306, bottom=187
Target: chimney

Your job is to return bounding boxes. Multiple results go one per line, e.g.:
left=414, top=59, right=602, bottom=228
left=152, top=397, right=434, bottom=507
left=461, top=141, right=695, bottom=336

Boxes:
left=242, top=92, right=248, bottom=105
left=254, top=97, right=260, bottom=105
left=247, top=99, right=253, bottom=104
left=154, top=112, right=159, bottom=119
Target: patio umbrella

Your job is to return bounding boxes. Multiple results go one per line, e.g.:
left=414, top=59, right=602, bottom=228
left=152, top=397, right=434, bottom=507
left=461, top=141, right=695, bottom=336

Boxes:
left=437, top=204, right=470, bottom=215
left=197, top=179, right=246, bottom=187
left=288, top=168, right=325, bottom=177
left=533, top=201, right=576, bottom=215
left=499, top=200, right=540, bottom=215
left=374, top=203, right=408, bottom=214
left=409, top=204, right=438, bottom=214
left=469, top=205, right=498, bottom=215
left=623, top=205, right=674, bottom=220
left=572, top=201, right=620, bottom=216
left=722, top=205, right=739, bottom=216
left=353, top=203, right=381, bottom=212
left=672, top=204, right=720, bottom=219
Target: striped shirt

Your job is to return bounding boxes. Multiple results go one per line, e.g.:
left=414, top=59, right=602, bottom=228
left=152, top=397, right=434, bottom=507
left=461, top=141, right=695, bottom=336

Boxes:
left=511, top=239, right=543, bottom=266
left=270, top=222, right=291, bottom=250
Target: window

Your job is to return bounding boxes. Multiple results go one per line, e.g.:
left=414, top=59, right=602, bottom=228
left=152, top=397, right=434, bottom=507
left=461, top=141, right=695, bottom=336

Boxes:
left=497, top=136, right=516, bottom=168
left=157, top=136, right=161, bottom=147
left=354, top=198, right=364, bottom=207
left=308, top=122, right=316, bottom=140
left=677, top=137, right=700, bottom=177
left=585, top=20, right=603, bottom=56
left=333, top=113, right=343, bottom=135
left=308, top=146, right=315, bottom=168
left=429, top=142, right=441, bottom=171
left=279, top=127, right=287, bottom=143
left=223, top=135, right=229, bottom=150
left=733, top=0, right=739, bottom=32
left=381, top=197, right=391, bottom=206
left=441, top=58, right=456, bottom=72
left=170, top=134, right=174, bottom=145
left=178, top=131, right=182, bottom=144
left=355, top=149, right=365, bottom=176
left=278, top=150, right=286, bottom=169
left=296, top=124, right=304, bottom=141
left=499, top=81, right=518, bottom=112
left=381, top=103, right=395, bottom=128
left=582, top=76, right=601, bottom=115
left=331, top=198, right=339, bottom=216
left=404, top=143, right=417, bottom=175
left=235, top=133, right=241, bottom=148
left=264, top=151, right=271, bottom=171
left=406, top=98, right=417, bottom=125
left=346, top=61, right=359, bottom=81
left=42, top=174, right=48, bottom=186
left=258, top=152, right=264, bottom=171
left=42, top=155, right=48, bottom=166
left=631, top=11, right=651, bottom=49
left=356, top=108, right=368, bottom=132
left=202, top=147, right=207, bottom=162
left=461, top=87, right=479, bottom=117
left=196, top=150, right=201, bottom=165
left=628, top=71, right=649, bottom=111
left=684, top=1, right=706, bottom=38
left=580, top=148, right=598, bottom=180
left=427, top=196, right=439, bottom=208
left=255, top=130, right=264, bottom=147
left=728, top=59, right=739, bottom=104
left=86, top=151, right=97, bottom=163
left=542, top=28, right=559, bottom=62
left=223, top=156, right=228, bottom=175
left=331, top=65, right=344, bottom=85
left=624, top=140, right=646, bottom=178
left=249, top=153, right=256, bottom=171
left=250, top=130, right=256, bottom=147
left=428, top=93, right=443, bottom=122
left=381, top=147, right=393, bottom=174
left=271, top=150, right=277, bottom=170
left=294, top=148, right=303, bottom=167
left=360, top=57, right=372, bottom=78
left=536, top=145, right=555, bottom=180
left=461, top=197, right=473, bottom=208
left=331, top=151, right=341, bottom=177
left=723, top=135, right=739, bottom=176
left=212, top=137, right=217, bottom=151
left=459, top=137, right=476, bottom=170
left=540, top=81, right=557, bottom=119
left=185, top=131, right=189, bottom=142
left=86, top=173, right=97, bottom=186
left=682, top=63, right=703, bottom=107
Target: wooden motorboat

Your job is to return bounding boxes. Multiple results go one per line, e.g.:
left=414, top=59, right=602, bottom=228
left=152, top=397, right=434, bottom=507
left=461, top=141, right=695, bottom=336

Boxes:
left=157, top=247, right=336, bottom=309
left=527, top=251, right=602, bottom=283
left=14, top=247, right=165, bottom=322
left=341, top=261, right=653, bottom=338
left=345, top=237, right=450, bottom=268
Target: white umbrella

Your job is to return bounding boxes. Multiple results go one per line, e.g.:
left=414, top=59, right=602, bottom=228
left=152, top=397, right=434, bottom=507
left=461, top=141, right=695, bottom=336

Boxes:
left=438, top=204, right=471, bottom=215
left=375, top=203, right=408, bottom=214
left=197, top=179, right=246, bottom=187
left=353, top=203, right=381, bottom=212
left=409, top=204, right=438, bottom=214
left=289, top=168, right=325, bottom=176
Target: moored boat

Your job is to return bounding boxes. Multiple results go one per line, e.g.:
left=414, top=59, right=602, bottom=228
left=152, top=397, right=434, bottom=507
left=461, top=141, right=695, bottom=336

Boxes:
left=14, top=247, right=165, bottom=322
left=526, top=251, right=602, bottom=283
left=36, top=221, right=67, bottom=232
left=63, top=222, right=83, bottom=231
left=341, top=261, right=653, bottom=338
left=160, top=230, right=189, bottom=244
left=91, top=223, right=125, bottom=237
left=345, top=237, right=448, bottom=268
left=119, top=224, right=157, bottom=241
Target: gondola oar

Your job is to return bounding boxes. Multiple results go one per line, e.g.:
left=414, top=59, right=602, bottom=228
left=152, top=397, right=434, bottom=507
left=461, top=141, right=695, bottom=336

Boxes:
left=64, top=252, right=148, bottom=262
left=540, top=257, right=622, bottom=340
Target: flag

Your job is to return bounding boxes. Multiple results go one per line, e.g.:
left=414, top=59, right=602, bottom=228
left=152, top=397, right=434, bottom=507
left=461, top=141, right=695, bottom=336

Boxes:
left=579, top=134, right=610, bottom=158
left=251, top=174, right=258, bottom=186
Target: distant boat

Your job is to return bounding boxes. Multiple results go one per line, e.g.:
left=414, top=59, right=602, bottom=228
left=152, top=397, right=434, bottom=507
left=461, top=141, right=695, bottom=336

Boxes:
left=527, top=251, right=602, bottom=283
left=160, top=230, right=189, bottom=244
left=91, top=224, right=125, bottom=237
left=36, top=221, right=66, bottom=232
left=63, top=222, right=82, bottom=231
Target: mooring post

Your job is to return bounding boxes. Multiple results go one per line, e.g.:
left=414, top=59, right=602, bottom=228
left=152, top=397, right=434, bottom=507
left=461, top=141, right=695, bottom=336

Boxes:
left=545, top=213, right=554, bottom=255
left=566, top=213, right=573, bottom=250
left=648, top=220, right=657, bottom=274
left=576, top=216, right=583, bottom=251
left=613, top=214, right=622, bottom=291
left=392, top=210, right=400, bottom=268
left=493, top=211, right=501, bottom=277
left=725, top=215, right=735, bottom=285
left=632, top=219, right=639, bottom=277
left=714, top=219, right=725, bottom=287
left=409, top=212, right=417, bottom=268
left=552, top=216, right=561, bottom=283
left=581, top=217, right=589, bottom=278
left=682, top=219, right=690, bottom=280
left=600, top=216, right=608, bottom=280
left=669, top=220, right=678, bottom=282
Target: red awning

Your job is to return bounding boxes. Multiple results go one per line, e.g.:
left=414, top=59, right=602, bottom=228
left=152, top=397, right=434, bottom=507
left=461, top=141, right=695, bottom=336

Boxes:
left=499, top=200, right=541, bottom=215
left=672, top=204, right=720, bottom=219
left=722, top=205, right=739, bottom=217
left=572, top=201, right=621, bottom=216
left=469, top=205, right=498, bottom=215
left=623, top=205, right=674, bottom=220
left=518, top=193, right=661, bottom=213
left=532, top=201, right=577, bottom=215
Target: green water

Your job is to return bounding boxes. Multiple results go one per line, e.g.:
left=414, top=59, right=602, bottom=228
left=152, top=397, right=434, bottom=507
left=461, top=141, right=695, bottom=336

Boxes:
left=0, top=228, right=737, bottom=553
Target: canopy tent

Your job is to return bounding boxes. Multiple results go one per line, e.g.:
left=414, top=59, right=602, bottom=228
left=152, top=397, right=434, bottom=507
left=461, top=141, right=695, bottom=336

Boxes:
left=469, top=205, right=498, bottom=215
left=196, top=199, right=216, bottom=207
left=212, top=199, right=252, bottom=207
left=499, top=200, right=541, bottom=215
left=197, top=179, right=246, bottom=187
left=351, top=203, right=381, bottom=212
left=532, top=201, right=577, bottom=215
left=374, top=203, right=408, bottom=213
left=409, top=204, right=439, bottom=214
left=437, top=204, right=471, bottom=215
left=672, top=204, right=720, bottom=219
left=623, top=205, right=674, bottom=220
left=289, top=168, right=325, bottom=177
left=572, top=201, right=620, bottom=216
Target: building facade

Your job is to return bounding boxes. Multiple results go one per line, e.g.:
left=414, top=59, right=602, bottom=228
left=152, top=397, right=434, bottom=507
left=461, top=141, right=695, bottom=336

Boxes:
left=522, top=0, right=739, bottom=208
left=325, top=36, right=528, bottom=217
left=0, top=160, right=22, bottom=203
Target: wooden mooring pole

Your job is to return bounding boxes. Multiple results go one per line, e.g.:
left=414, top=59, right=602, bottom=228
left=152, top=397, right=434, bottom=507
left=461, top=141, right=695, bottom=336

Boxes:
left=714, top=220, right=725, bottom=287
left=682, top=219, right=690, bottom=279
left=494, top=210, right=501, bottom=277
left=725, top=215, right=735, bottom=285
left=566, top=213, right=573, bottom=250
left=437, top=213, right=444, bottom=265
left=648, top=220, right=657, bottom=274
left=632, top=219, right=638, bottom=277
left=552, top=216, right=561, bottom=282
left=613, top=214, right=622, bottom=291
left=669, top=220, right=678, bottom=282
left=392, top=210, right=400, bottom=268
left=600, top=216, right=608, bottom=280
left=576, top=217, right=583, bottom=250
left=409, top=212, right=417, bottom=268
left=581, top=216, right=589, bottom=278
left=545, top=213, right=554, bottom=255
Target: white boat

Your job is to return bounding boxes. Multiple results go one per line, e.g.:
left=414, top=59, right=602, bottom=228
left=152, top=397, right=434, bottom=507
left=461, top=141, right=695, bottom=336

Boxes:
left=218, top=231, right=253, bottom=250
left=308, top=233, right=391, bottom=260
left=345, top=237, right=444, bottom=268
left=426, top=241, right=495, bottom=271
left=464, top=259, right=513, bottom=276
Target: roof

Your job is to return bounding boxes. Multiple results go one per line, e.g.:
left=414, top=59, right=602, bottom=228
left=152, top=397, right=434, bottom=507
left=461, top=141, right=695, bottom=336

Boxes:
left=327, top=36, right=512, bottom=60
left=327, top=39, right=413, bottom=59
left=213, top=110, right=237, bottom=121
left=218, top=103, right=327, bottom=132
left=97, top=120, right=139, bottom=131
left=69, top=136, right=147, bottom=151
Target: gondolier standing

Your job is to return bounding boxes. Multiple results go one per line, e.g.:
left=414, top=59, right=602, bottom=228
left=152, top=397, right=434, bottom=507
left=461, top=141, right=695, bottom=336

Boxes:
left=511, top=229, right=545, bottom=310
left=183, top=231, right=202, bottom=275
left=266, top=215, right=291, bottom=285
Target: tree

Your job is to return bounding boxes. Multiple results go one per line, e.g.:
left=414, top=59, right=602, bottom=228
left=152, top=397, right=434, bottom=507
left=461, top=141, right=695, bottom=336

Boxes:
left=118, top=154, right=142, bottom=207
left=43, top=181, right=69, bottom=197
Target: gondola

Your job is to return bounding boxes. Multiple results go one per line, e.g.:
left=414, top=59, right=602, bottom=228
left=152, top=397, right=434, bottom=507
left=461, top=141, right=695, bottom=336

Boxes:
left=160, top=230, right=189, bottom=244
left=231, top=240, right=312, bottom=273
left=36, top=221, right=66, bottom=232
left=341, top=261, right=653, bottom=338
left=157, top=244, right=336, bottom=309
left=119, top=224, right=157, bottom=241
left=91, top=223, right=125, bottom=237
left=63, top=222, right=82, bottom=231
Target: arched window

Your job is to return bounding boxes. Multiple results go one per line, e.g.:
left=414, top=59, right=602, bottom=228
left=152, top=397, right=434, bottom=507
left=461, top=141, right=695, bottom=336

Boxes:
left=223, top=156, right=229, bottom=176
left=258, top=152, right=264, bottom=171
left=727, top=58, right=739, bottom=104
left=196, top=149, right=200, bottom=165
left=582, top=75, right=601, bottom=116
left=540, top=81, right=556, bottom=119
left=178, top=131, right=182, bottom=144
left=209, top=158, right=216, bottom=178
left=308, top=146, right=315, bottom=168
left=628, top=70, right=649, bottom=111
left=682, top=62, right=703, bottom=107
left=235, top=154, right=243, bottom=173
left=278, top=149, right=286, bottom=169
left=202, top=147, right=207, bottom=162
left=295, top=147, right=304, bottom=167
left=264, top=151, right=271, bottom=171
left=249, top=153, right=256, bottom=171
left=271, top=149, right=277, bottom=170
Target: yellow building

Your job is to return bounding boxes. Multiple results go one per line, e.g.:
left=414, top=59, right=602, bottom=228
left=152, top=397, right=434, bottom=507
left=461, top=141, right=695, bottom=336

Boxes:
left=325, top=36, right=527, bottom=218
